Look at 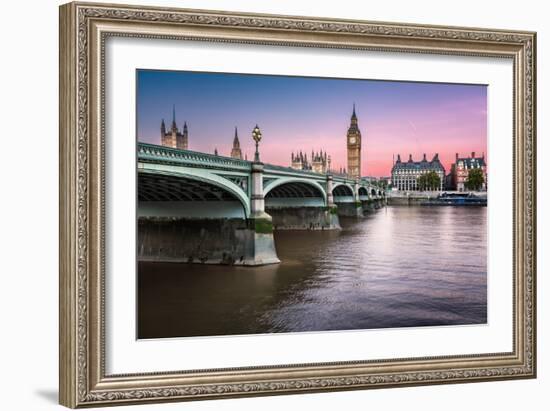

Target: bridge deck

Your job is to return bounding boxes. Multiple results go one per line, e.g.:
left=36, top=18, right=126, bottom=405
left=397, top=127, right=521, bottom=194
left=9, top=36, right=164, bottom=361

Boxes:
left=138, top=142, right=383, bottom=192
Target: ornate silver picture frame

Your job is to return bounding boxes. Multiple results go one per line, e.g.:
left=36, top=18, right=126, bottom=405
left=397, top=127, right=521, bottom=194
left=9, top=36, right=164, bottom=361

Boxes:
left=59, top=1, right=536, bottom=408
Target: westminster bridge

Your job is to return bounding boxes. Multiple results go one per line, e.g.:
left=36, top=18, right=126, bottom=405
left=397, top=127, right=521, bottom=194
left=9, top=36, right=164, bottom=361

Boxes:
left=137, top=143, right=385, bottom=266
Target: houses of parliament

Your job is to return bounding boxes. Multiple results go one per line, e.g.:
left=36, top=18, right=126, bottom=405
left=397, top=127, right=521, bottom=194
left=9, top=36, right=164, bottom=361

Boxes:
left=160, top=105, right=363, bottom=179
left=289, top=105, right=363, bottom=179
left=160, top=106, right=188, bottom=149
left=160, top=106, right=244, bottom=160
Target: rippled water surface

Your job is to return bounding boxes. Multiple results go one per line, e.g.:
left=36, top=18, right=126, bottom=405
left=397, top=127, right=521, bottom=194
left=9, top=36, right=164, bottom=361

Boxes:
left=138, top=206, right=487, bottom=338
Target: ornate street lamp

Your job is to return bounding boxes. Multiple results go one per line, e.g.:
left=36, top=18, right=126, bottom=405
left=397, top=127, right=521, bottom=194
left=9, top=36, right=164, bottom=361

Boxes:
left=252, top=124, right=262, bottom=162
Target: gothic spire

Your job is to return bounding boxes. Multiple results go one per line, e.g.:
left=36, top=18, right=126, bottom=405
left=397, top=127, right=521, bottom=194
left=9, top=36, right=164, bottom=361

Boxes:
left=233, top=126, right=240, bottom=147
left=171, top=104, right=177, bottom=130
left=349, top=103, right=358, bottom=127
left=230, top=126, right=243, bottom=159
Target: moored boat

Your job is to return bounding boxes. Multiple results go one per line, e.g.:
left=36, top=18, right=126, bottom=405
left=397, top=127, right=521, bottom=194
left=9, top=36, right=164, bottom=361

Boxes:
left=422, top=192, right=487, bottom=206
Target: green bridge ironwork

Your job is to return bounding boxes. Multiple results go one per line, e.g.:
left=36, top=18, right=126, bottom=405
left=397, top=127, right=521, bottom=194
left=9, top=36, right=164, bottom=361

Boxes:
left=137, top=142, right=384, bottom=218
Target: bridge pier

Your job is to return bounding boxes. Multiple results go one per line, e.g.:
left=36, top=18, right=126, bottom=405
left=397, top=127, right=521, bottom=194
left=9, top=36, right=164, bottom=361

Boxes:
left=245, top=162, right=280, bottom=265
left=266, top=206, right=340, bottom=230
left=138, top=217, right=279, bottom=266
left=334, top=202, right=364, bottom=217
left=361, top=197, right=386, bottom=212
left=361, top=199, right=376, bottom=213
left=326, top=175, right=335, bottom=208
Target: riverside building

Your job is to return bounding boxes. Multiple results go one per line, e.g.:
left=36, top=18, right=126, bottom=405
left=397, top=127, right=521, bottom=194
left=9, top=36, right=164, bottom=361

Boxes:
left=391, top=153, right=445, bottom=191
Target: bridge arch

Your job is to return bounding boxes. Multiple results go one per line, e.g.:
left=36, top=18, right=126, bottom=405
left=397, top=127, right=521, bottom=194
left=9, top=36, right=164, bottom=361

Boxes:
left=358, top=186, right=369, bottom=196
left=332, top=183, right=354, bottom=197
left=264, top=178, right=327, bottom=207
left=138, top=168, right=251, bottom=217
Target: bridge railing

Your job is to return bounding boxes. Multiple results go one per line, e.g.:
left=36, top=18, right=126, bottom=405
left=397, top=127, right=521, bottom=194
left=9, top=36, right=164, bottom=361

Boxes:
left=264, top=165, right=370, bottom=188
left=137, top=143, right=382, bottom=191
left=138, top=143, right=252, bottom=170
left=264, top=163, right=330, bottom=178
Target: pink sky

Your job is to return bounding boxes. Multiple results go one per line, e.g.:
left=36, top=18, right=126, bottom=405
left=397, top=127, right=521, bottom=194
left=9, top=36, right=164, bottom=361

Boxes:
left=138, top=71, right=487, bottom=177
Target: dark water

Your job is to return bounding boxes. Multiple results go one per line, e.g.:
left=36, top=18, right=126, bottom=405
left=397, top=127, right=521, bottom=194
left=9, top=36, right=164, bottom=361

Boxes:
left=138, top=206, right=487, bottom=339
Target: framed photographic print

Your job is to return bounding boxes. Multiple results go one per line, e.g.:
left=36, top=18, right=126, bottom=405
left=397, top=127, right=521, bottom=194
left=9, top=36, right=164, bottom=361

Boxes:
left=59, top=2, right=537, bottom=408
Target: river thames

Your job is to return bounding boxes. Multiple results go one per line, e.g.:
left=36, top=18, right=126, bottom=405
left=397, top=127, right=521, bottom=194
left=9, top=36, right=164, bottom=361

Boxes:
left=138, top=206, right=487, bottom=339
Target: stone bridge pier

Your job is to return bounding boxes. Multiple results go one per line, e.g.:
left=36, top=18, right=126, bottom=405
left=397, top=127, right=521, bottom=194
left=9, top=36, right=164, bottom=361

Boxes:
left=246, top=162, right=281, bottom=265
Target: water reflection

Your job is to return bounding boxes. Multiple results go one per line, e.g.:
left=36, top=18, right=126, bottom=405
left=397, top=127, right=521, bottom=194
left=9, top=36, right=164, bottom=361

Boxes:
left=138, top=207, right=487, bottom=339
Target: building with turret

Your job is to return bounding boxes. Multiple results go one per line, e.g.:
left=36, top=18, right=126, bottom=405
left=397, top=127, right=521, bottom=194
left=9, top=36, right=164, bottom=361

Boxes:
left=391, top=153, right=445, bottom=191
left=311, top=150, right=329, bottom=173
left=230, top=127, right=243, bottom=159
left=291, top=150, right=330, bottom=173
left=160, top=105, right=188, bottom=149
left=347, top=104, right=362, bottom=180
left=291, top=151, right=311, bottom=171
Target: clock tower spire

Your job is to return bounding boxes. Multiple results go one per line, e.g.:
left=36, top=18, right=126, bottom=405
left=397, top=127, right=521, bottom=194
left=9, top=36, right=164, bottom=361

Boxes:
left=347, top=103, right=362, bottom=179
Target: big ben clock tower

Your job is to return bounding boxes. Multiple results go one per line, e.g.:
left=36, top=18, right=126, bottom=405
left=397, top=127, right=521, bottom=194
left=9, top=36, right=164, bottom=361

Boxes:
left=347, top=104, right=362, bottom=179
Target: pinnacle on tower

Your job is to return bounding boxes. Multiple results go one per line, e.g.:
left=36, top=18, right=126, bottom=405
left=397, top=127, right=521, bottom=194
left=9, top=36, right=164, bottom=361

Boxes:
left=230, top=126, right=243, bottom=159
left=171, top=104, right=177, bottom=130
left=233, top=127, right=240, bottom=147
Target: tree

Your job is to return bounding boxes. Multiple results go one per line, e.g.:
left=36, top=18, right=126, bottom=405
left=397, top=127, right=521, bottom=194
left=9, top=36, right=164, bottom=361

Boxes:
left=417, top=171, right=441, bottom=191
left=465, top=168, right=485, bottom=191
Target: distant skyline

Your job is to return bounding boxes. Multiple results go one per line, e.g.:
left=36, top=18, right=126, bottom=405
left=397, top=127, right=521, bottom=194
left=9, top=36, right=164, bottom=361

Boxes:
left=137, top=70, right=487, bottom=177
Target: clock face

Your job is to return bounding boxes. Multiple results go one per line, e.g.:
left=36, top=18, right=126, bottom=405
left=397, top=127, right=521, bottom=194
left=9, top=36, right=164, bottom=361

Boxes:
left=349, top=137, right=356, bottom=144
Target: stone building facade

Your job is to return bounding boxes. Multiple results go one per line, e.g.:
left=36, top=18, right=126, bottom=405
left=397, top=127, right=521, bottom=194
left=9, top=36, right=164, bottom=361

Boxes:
left=450, top=152, right=487, bottom=191
left=391, top=153, right=445, bottom=191
left=291, top=151, right=311, bottom=171
left=160, top=106, right=188, bottom=149
left=291, top=150, right=330, bottom=174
